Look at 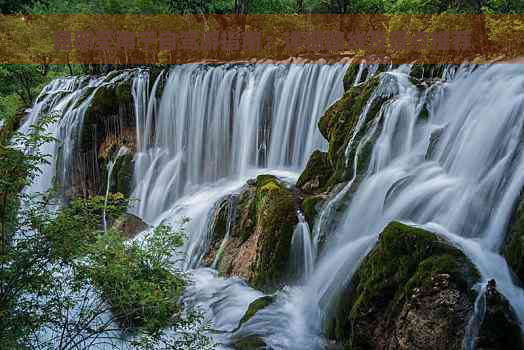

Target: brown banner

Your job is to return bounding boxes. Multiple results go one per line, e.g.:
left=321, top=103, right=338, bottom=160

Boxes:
left=0, top=14, right=523, bottom=64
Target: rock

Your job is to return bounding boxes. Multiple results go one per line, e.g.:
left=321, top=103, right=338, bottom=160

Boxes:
left=112, top=213, right=149, bottom=239
left=476, top=279, right=524, bottom=350
left=231, top=335, right=267, bottom=350
left=503, top=194, right=524, bottom=283
left=328, top=221, right=481, bottom=350
left=237, top=295, right=276, bottom=328
left=296, top=150, right=333, bottom=194
left=201, top=198, right=231, bottom=267
left=203, top=175, right=298, bottom=291
left=71, top=80, right=137, bottom=198
left=409, top=64, right=447, bottom=82
left=317, top=75, right=386, bottom=190
left=302, top=194, right=326, bottom=229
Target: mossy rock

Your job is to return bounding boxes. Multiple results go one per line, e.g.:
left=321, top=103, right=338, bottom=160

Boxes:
left=237, top=295, right=276, bottom=329
left=231, top=335, right=267, bottom=350
left=303, top=194, right=325, bottom=229
left=202, top=176, right=298, bottom=291
left=297, top=150, right=333, bottom=194
left=329, top=221, right=481, bottom=349
left=476, top=279, right=524, bottom=350
left=251, top=175, right=298, bottom=290
left=111, top=213, right=149, bottom=239
left=343, top=64, right=360, bottom=91
left=201, top=198, right=231, bottom=267
left=99, top=153, right=135, bottom=197
left=503, top=195, right=524, bottom=283
left=321, top=75, right=387, bottom=191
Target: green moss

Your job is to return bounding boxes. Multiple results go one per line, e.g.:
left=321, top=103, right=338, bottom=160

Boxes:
left=351, top=222, right=479, bottom=317
left=238, top=295, right=275, bottom=328
left=99, top=153, right=134, bottom=197
left=232, top=335, right=267, bottom=350
left=233, top=185, right=257, bottom=243
left=251, top=175, right=298, bottom=290
left=296, top=150, right=333, bottom=193
left=114, top=154, right=134, bottom=196
left=210, top=199, right=229, bottom=247
left=303, top=195, right=324, bottom=229
left=343, top=64, right=359, bottom=91
left=329, top=221, right=480, bottom=346
left=115, top=81, right=132, bottom=105
left=503, top=197, right=524, bottom=282
left=317, top=75, right=386, bottom=190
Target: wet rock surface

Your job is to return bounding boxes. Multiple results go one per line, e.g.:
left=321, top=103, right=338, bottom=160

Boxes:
left=203, top=174, right=298, bottom=291
left=328, top=221, right=481, bottom=350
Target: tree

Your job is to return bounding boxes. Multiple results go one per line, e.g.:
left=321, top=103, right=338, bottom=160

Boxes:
left=0, top=109, right=211, bottom=349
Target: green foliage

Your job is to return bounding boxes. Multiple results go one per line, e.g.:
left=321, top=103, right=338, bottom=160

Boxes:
left=86, top=225, right=185, bottom=334
left=30, top=0, right=171, bottom=14
left=0, top=65, right=46, bottom=107
left=34, top=193, right=128, bottom=261
left=0, top=109, right=210, bottom=348
left=248, top=0, right=296, bottom=14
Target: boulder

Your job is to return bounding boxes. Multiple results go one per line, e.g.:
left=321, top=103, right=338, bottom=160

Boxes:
left=112, top=213, right=149, bottom=239
left=203, top=175, right=298, bottom=291
left=328, top=221, right=481, bottom=350
left=503, top=195, right=524, bottom=283
left=476, top=279, right=524, bottom=350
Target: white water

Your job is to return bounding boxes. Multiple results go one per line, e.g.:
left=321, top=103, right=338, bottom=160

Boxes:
left=102, top=146, right=129, bottom=233
left=21, top=63, right=524, bottom=349
left=19, top=70, right=140, bottom=197
left=289, top=211, right=315, bottom=284
left=188, top=64, right=524, bottom=349
left=130, top=64, right=348, bottom=223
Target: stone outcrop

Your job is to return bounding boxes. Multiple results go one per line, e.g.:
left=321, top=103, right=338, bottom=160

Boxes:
left=503, top=194, right=524, bottom=283
left=327, top=221, right=524, bottom=350
left=203, top=174, right=298, bottom=291
left=111, top=213, right=149, bottom=239
left=70, top=80, right=137, bottom=198
left=328, top=221, right=480, bottom=350
left=476, top=279, right=524, bottom=350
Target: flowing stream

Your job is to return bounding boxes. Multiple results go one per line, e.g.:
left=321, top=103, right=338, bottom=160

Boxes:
left=20, top=63, right=524, bottom=349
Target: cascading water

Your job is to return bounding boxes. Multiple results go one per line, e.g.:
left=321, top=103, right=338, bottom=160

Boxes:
left=289, top=210, right=315, bottom=284
left=234, top=64, right=524, bottom=349
left=19, top=70, right=141, bottom=197
left=21, top=62, right=524, bottom=350
left=102, top=145, right=129, bottom=233
left=130, top=63, right=348, bottom=223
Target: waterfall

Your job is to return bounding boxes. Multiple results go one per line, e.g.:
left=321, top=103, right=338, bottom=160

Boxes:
left=129, top=64, right=348, bottom=223
left=211, top=194, right=238, bottom=269
left=20, top=62, right=524, bottom=350
left=300, top=64, right=524, bottom=345
left=102, top=146, right=129, bottom=233
left=19, top=70, right=141, bottom=197
left=289, top=210, right=315, bottom=284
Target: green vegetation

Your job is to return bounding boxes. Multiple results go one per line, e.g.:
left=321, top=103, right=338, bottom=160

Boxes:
left=503, top=198, right=524, bottom=282
left=237, top=295, right=275, bottom=328
left=0, top=112, right=211, bottom=349
left=2, top=0, right=523, bottom=14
